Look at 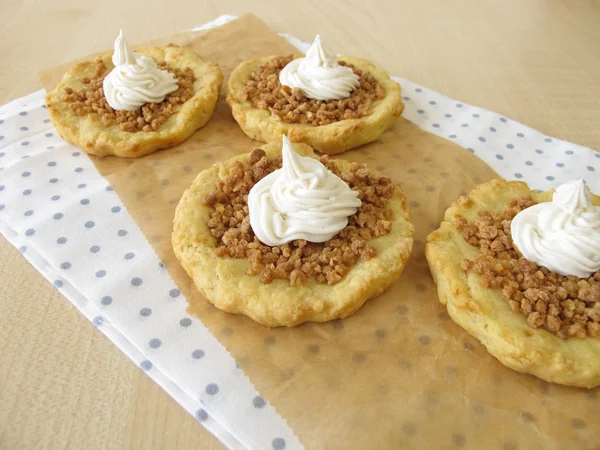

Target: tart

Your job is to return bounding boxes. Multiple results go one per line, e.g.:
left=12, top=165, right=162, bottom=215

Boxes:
left=426, top=179, right=600, bottom=388
left=46, top=38, right=222, bottom=158
left=172, top=140, right=414, bottom=327
left=226, top=39, right=404, bottom=155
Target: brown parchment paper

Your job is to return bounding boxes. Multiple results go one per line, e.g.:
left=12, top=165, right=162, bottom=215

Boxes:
left=40, top=15, right=599, bottom=450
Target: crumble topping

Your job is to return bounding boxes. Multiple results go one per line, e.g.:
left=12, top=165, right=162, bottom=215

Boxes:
left=203, top=149, right=395, bottom=286
left=458, top=196, right=600, bottom=338
left=241, top=56, right=384, bottom=127
left=61, top=58, right=195, bottom=132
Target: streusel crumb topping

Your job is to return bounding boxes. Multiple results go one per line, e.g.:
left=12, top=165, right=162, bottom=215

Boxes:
left=62, top=58, right=195, bottom=132
left=241, top=56, right=385, bottom=127
left=458, top=196, right=600, bottom=338
left=203, top=149, right=395, bottom=286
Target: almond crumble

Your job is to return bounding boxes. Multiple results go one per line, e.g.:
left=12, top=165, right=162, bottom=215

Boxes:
left=458, top=196, right=600, bottom=338
left=241, top=56, right=385, bottom=126
left=203, top=149, right=395, bottom=286
left=61, top=58, right=195, bottom=132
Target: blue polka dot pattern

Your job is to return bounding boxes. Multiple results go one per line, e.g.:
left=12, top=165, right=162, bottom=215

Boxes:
left=192, top=349, right=205, bottom=359
left=196, top=409, right=208, bottom=422
left=205, top=383, right=219, bottom=395
left=272, top=438, right=287, bottom=450
left=93, top=316, right=104, bottom=326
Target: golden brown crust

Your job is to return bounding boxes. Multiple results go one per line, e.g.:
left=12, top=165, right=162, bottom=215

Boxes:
left=226, top=56, right=404, bottom=155
left=425, top=179, right=600, bottom=388
left=172, top=142, right=414, bottom=327
left=46, top=46, right=223, bottom=158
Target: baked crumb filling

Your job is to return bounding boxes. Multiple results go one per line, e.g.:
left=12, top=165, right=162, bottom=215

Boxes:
left=458, top=196, right=600, bottom=338
left=203, top=149, right=394, bottom=286
left=61, top=59, right=196, bottom=132
left=241, top=56, right=385, bottom=127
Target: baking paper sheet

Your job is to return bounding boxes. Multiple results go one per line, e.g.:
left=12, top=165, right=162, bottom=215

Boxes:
left=39, top=14, right=600, bottom=450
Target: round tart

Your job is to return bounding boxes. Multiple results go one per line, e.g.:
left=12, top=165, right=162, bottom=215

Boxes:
left=426, top=179, right=600, bottom=388
left=172, top=141, right=414, bottom=327
left=226, top=55, right=404, bottom=155
left=46, top=45, right=223, bottom=158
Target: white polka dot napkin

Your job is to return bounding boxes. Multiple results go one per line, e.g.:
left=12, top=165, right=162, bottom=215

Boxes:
left=0, top=16, right=598, bottom=450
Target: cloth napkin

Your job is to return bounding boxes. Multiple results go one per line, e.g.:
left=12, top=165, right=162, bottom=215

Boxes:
left=0, top=15, right=598, bottom=450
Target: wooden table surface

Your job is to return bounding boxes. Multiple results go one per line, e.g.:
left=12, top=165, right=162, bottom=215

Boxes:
left=1, top=1, right=599, bottom=448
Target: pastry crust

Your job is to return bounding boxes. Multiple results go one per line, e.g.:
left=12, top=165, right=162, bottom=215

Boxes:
left=226, top=56, right=404, bottom=155
left=172, top=141, right=414, bottom=327
left=46, top=46, right=223, bottom=158
left=425, top=179, right=600, bottom=388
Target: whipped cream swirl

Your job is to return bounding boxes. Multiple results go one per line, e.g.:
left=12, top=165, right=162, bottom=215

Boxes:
left=248, top=136, right=362, bottom=246
left=103, top=30, right=178, bottom=111
left=279, top=35, right=360, bottom=101
left=511, top=179, right=600, bottom=278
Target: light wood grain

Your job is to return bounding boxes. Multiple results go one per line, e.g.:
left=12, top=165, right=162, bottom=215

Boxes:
left=1, top=1, right=599, bottom=449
